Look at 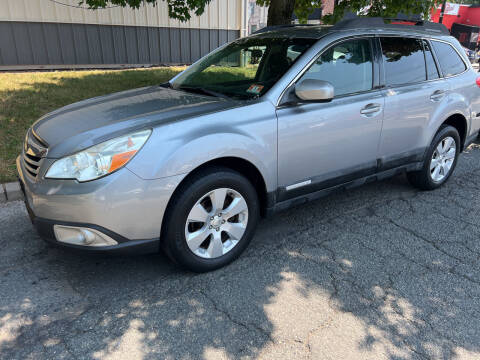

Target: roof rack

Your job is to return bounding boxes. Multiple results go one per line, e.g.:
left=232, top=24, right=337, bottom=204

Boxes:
left=252, top=24, right=317, bottom=35
left=331, top=13, right=450, bottom=35
left=251, top=14, right=449, bottom=36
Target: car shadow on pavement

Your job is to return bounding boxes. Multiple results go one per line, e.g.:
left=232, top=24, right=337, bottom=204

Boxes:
left=2, top=143, right=480, bottom=359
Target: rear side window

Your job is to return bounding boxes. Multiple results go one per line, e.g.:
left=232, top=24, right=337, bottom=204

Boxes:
left=431, top=40, right=467, bottom=77
left=423, top=40, right=440, bottom=80
left=380, top=37, right=426, bottom=86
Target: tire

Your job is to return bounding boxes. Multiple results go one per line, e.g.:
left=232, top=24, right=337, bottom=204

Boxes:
left=162, top=166, right=260, bottom=272
left=407, top=125, right=460, bottom=190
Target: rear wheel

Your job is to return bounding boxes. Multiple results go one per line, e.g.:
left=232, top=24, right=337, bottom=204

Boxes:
left=407, top=125, right=460, bottom=190
left=162, top=167, right=260, bottom=272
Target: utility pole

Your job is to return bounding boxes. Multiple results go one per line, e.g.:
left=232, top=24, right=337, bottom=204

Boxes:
left=439, top=0, right=447, bottom=24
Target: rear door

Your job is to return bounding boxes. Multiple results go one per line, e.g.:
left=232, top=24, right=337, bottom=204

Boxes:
left=378, top=37, right=448, bottom=168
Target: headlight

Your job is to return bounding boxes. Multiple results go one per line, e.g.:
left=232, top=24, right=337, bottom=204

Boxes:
left=45, top=129, right=151, bottom=182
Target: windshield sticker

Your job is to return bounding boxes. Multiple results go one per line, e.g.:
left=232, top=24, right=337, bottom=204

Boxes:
left=246, top=84, right=264, bottom=95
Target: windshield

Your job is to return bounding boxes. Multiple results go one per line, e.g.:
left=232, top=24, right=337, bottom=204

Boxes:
left=171, top=36, right=316, bottom=99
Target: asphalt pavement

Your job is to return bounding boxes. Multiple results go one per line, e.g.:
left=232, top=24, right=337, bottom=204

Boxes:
left=2, top=142, right=480, bottom=359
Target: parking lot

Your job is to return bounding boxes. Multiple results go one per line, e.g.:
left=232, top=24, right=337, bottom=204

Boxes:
left=1, top=142, right=480, bottom=359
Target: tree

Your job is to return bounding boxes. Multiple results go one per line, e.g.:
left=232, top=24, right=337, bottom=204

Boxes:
left=81, top=0, right=440, bottom=26
left=323, top=0, right=438, bottom=24
left=439, top=0, right=447, bottom=24
left=81, top=0, right=325, bottom=25
left=257, top=0, right=323, bottom=26
left=81, top=0, right=213, bottom=22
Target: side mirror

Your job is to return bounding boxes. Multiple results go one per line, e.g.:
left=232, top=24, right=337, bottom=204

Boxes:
left=295, top=79, right=334, bottom=102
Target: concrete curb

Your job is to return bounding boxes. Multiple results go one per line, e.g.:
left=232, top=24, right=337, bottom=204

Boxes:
left=1, top=182, right=24, bottom=203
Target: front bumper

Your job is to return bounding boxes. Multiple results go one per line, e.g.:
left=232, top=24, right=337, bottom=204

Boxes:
left=31, top=216, right=161, bottom=254
left=19, top=183, right=158, bottom=254
left=17, top=156, right=186, bottom=253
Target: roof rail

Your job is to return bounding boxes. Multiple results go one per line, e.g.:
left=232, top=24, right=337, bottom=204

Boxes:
left=250, top=14, right=449, bottom=36
left=252, top=24, right=317, bottom=35
left=385, top=12, right=423, bottom=23
left=331, top=13, right=450, bottom=35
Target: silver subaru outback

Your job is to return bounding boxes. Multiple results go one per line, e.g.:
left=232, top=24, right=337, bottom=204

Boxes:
left=18, top=17, right=480, bottom=272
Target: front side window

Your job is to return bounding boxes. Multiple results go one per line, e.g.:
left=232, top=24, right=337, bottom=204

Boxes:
left=431, top=40, right=467, bottom=77
left=172, top=37, right=315, bottom=99
left=380, top=37, right=426, bottom=86
left=301, top=38, right=373, bottom=97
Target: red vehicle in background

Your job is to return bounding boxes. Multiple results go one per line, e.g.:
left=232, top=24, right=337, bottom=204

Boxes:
left=432, top=4, right=480, bottom=54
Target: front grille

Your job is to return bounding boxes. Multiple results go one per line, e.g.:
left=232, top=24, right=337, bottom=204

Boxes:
left=22, top=130, right=48, bottom=180
left=23, top=152, right=42, bottom=178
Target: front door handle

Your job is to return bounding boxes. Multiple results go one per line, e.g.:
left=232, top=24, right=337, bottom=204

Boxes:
left=360, top=103, right=382, bottom=117
left=430, top=90, right=445, bottom=102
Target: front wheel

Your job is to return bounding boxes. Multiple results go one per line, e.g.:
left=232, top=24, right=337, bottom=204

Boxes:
left=407, top=125, right=460, bottom=190
left=162, top=167, right=260, bottom=272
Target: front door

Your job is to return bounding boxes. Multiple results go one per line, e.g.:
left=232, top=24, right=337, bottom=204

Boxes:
left=277, top=38, right=384, bottom=201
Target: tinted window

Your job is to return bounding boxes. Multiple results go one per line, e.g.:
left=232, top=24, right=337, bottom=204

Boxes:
left=423, top=40, right=440, bottom=80
left=381, top=37, right=426, bottom=86
left=431, top=40, right=467, bottom=77
left=302, top=39, right=373, bottom=96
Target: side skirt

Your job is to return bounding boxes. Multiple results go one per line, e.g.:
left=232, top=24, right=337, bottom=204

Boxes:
left=265, top=162, right=422, bottom=216
left=464, top=131, right=480, bottom=151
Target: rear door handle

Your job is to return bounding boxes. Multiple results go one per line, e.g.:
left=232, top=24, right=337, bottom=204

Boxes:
left=430, top=90, right=445, bottom=102
left=360, top=103, right=382, bottom=117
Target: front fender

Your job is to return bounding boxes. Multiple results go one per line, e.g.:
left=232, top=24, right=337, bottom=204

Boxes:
left=126, top=101, right=278, bottom=192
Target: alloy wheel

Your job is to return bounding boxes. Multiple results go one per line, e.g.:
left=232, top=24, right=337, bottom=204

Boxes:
left=184, top=188, right=249, bottom=259
left=430, top=136, right=456, bottom=182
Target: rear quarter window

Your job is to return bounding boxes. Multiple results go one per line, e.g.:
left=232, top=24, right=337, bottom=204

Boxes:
left=431, top=40, right=467, bottom=77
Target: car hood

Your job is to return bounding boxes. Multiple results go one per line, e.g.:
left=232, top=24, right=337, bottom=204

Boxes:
left=33, top=86, right=240, bottom=158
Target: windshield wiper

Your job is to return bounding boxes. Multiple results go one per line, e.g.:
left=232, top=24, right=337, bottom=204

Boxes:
left=176, top=86, right=231, bottom=100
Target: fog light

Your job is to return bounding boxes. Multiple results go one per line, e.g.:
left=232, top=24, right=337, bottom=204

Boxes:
left=53, top=225, right=118, bottom=247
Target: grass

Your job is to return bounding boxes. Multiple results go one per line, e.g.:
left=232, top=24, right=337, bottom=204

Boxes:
left=0, top=67, right=184, bottom=183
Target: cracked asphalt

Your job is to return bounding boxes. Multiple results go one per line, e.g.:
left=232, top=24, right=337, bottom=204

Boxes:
left=2, top=142, right=480, bottom=360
